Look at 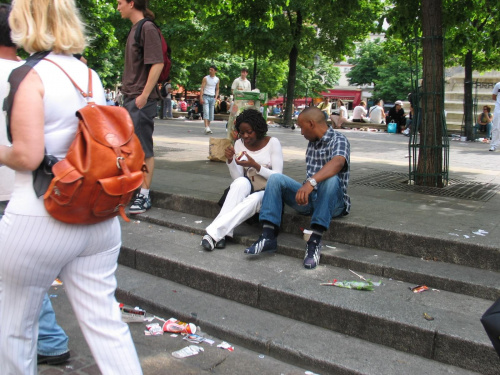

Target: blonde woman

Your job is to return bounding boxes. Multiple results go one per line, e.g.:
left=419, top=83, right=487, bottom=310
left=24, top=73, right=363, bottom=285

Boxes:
left=0, top=0, right=142, bottom=373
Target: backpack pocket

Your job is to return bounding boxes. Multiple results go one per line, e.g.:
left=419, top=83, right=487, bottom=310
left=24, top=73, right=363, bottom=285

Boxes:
left=44, top=160, right=83, bottom=206
left=93, top=171, right=144, bottom=217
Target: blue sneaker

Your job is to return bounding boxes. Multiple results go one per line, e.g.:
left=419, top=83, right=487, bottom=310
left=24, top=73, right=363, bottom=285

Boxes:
left=129, top=194, right=152, bottom=214
left=244, top=235, right=277, bottom=255
left=303, top=240, right=321, bottom=269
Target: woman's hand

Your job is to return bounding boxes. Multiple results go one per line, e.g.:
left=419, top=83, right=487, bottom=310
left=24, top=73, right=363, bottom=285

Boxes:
left=225, top=146, right=235, bottom=163
left=235, top=152, right=260, bottom=171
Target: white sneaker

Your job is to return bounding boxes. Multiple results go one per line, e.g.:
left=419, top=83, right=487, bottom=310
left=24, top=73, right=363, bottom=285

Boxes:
left=205, top=127, right=212, bottom=134
left=489, top=146, right=496, bottom=152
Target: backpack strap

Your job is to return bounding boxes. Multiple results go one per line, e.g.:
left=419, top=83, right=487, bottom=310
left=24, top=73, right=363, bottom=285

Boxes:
left=3, top=51, right=51, bottom=143
left=133, top=18, right=153, bottom=48
left=43, top=58, right=93, bottom=101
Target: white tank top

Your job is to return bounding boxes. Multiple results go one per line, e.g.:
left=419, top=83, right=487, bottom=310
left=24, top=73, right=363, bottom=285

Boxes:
left=6, top=53, right=106, bottom=216
left=204, top=75, right=219, bottom=96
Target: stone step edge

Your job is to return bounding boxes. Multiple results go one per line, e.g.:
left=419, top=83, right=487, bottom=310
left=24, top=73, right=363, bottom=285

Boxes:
left=118, top=221, right=498, bottom=373
left=140, top=195, right=500, bottom=273
left=129, top=207, right=500, bottom=301
left=115, top=266, right=481, bottom=375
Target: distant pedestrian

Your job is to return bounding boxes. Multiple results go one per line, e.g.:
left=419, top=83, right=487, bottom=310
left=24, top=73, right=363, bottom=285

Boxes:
left=163, top=78, right=173, bottom=118
left=231, top=67, right=251, bottom=94
left=119, top=0, right=164, bottom=214
left=200, top=65, right=220, bottom=134
left=489, top=82, right=500, bottom=151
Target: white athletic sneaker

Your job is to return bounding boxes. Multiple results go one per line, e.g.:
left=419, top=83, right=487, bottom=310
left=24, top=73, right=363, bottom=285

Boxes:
left=489, top=146, right=496, bottom=152
left=205, top=127, right=212, bottom=134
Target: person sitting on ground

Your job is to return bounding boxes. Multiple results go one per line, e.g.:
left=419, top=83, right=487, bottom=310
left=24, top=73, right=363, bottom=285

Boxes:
left=475, top=105, right=493, bottom=139
left=330, top=99, right=348, bottom=128
left=219, top=96, right=229, bottom=113
left=386, top=100, right=406, bottom=133
left=201, top=109, right=283, bottom=251
left=187, top=98, right=203, bottom=120
left=317, top=97, right=331, bottom=121
left=178, top=97, right=187, bottom=112
left=244, top=106, right=350, bottom=269
left=368, top=99, right=385, bottom=124
left=352, top=101, right=367, bottom=122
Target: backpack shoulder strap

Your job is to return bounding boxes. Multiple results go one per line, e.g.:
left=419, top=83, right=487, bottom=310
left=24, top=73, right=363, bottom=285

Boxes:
left=134, top=18, right=155, bottom=47
left=43, top=58, right=93, bottom=100
left=3, top=51, right=51, bottom=143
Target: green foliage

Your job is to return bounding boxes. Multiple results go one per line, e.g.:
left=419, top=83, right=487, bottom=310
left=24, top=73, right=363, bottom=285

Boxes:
left=347, top=39, right=387, bottom=86
left=372, top=58, right=413, bottom=102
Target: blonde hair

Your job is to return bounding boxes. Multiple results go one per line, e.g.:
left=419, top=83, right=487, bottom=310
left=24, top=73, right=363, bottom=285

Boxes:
left=9, top=0, right=86, bottom=54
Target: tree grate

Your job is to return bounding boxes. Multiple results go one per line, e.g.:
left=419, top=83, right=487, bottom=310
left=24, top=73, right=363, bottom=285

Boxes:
left=350, top=172, right=500, bottom=202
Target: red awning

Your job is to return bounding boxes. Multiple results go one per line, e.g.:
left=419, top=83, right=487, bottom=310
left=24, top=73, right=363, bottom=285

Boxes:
left=266, top=97, right=314, bottom=106
left=320, top=89, right=362, bottom=106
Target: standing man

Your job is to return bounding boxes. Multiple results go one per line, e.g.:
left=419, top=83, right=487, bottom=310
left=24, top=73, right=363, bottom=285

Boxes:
left=200, top=65, right=220, bottom=134
left=117, top=0, right=164, bottom=214
left=489, top=81, right=500, bottom=152
left=162, top=78, right=173, bottom=118
left=245, top=107, right=350, bottom=270
left=0, top=3, right=70, bottom=365
left=231, top=67, right=251, bottom=94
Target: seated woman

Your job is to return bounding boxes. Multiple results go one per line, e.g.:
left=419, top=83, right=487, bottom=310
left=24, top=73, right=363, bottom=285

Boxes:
left=201, top=109, right=283, bottom=251
left=330, top=99, right=348, bottom=128
left=475, top=105, right=493, bottom=139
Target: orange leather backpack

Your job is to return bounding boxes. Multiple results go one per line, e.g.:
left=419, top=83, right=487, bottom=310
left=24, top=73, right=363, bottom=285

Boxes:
left=41, top=58, right=146, bottom=224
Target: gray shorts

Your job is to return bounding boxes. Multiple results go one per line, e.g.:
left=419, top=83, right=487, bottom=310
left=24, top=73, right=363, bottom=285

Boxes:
left=123, top=96, right=156, bottom=158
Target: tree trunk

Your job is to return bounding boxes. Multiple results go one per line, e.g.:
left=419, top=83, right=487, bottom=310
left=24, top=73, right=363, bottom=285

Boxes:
left=284, top=45, right=298, bottom=127
left=416, top=0, right=445, bottom=187
left=252, top=50, right=257, bottom=90
left=463, top=50, right=474, bottom=140
left=284, top=10, right=302, bottom=128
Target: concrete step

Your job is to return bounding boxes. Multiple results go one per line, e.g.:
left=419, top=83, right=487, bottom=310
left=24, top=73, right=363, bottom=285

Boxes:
left=116, top=266, right=481, bottom=375
left=130, top=208, right=500, bottom=301
left=149, top=192, right=500, bottom=273
left=119, top=215, right=500, bottom=373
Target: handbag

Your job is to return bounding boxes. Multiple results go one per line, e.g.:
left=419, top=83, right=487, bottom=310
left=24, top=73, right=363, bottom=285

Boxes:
left=245, top=167, right=267, bottom=192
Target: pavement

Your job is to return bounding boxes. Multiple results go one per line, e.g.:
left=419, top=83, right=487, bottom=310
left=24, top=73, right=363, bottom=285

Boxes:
left=39, top=117, right=500, bottom=374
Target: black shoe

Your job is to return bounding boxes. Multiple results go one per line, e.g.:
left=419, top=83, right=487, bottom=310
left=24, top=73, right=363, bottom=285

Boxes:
left=37, top=351, right=70, bottom=365
left=303, top=240, right=321, bottom=269
left=201, top=234, right=216, bottom=251
left=215, top=237, right=226, bottom=249
left=244, top=235, right=277, bottom=255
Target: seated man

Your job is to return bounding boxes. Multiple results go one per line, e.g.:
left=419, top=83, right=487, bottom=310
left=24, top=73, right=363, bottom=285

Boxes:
left=244, top=107, right=350, bottom=269
left=368, top=99, right=385, bottom=124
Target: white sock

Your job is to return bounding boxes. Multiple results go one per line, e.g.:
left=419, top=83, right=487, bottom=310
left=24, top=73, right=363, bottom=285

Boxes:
left=140, top=188, right=150, bottom=197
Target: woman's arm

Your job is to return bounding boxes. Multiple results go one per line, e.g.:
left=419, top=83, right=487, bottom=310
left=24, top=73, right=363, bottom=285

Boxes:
left=0, top=69, right=45, bottom=171
left=258, top=138, right=283, bottom=179
left=227, top=140, right=244, bottom=179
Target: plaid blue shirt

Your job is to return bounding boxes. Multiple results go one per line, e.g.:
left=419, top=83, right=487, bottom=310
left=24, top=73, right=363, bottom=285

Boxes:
left=305, top=127, right=351, bottom=213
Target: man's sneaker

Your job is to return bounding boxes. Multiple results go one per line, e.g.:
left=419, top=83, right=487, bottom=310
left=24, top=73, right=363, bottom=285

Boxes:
left=205, top=127, right=212, bottom=134
left=489, top=146, right=496, bottom=152
left=201, top=234, right=215, bottom=251
left=215, top=237, right=226, bottom=249
left=244, top=235, right=277, bottom=255
left=303, top=240, right=321, bottom=269
left=129, top=194, right=152, bottom=214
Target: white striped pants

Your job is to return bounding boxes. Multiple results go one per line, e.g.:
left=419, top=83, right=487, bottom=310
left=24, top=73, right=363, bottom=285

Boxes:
left=0, top=213, right=142, bottom=375
left=206, top=177, right=264, bottom=242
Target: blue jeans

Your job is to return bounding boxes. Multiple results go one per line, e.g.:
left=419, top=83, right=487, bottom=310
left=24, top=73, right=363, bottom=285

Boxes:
left=38, top=294, right=69, bottom=356
left=259, top=174, right=346, bottom=230
left=203, top=95, right=216, bottom=122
